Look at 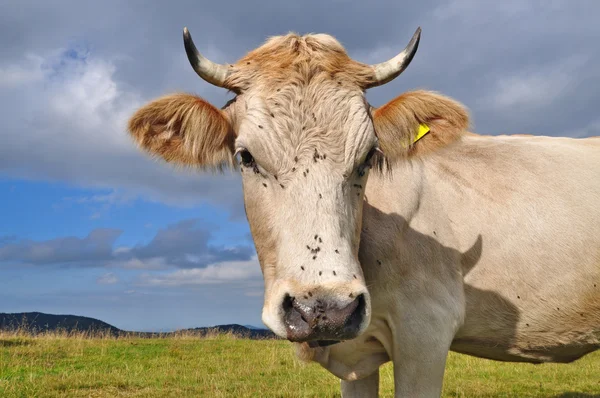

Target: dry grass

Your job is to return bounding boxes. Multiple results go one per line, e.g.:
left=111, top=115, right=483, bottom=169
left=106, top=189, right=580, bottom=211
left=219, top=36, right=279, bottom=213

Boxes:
left=0, top=330, right=599, bottom=397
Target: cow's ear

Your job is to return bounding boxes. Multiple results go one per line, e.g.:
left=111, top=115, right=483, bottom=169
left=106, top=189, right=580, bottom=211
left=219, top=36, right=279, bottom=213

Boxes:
left=127, top=93, right=235, bottom=170
left=372, top=90, right=470, bottom=162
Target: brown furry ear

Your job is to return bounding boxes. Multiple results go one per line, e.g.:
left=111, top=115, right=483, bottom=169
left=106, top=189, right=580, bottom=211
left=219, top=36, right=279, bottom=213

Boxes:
left=372, top=90, right=470, bottom=163
left=127, top=93, right=235, bottom=170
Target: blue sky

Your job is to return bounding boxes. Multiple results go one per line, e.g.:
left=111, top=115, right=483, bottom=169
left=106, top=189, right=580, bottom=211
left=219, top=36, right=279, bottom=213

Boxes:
left=1, top=0, right=599, bottom=331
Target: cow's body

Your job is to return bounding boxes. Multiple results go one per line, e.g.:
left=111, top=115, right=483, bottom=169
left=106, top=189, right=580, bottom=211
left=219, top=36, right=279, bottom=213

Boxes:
left=302, top=133, right=600, bottom=396
left=127, top=28, right=600, bottom=397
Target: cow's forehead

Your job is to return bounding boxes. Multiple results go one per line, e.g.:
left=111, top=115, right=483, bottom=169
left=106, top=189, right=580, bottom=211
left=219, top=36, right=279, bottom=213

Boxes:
left=233, top=85, right=374, bottom=168
left=225, top=33, right=374, bottom=90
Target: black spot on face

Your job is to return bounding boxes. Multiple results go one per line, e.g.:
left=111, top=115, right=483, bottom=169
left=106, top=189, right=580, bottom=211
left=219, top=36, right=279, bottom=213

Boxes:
left=301, top=266, right=305, bottom=271
left=333, top=271, right=336, bottom=276
left=258, top=125, right=263, bottom=129
left=308, top=292, right=312, bottom=297
left=246, top=61, right=251, bottom=65
left=319, top=271, right=322, bottom=276
left=334, top=249, right=339, bottom=254
left=270, top=113, right=275, bottom=118
left=353, top=274, right=357, bottom=279
left=280, top=184, right=285, bottom=189
left=318, top=237, right=322, bottom=243
left=318, top=193, right=322, bottom=199
left=304, top=295, right=308, bottom=299
left=517, top=296, right=521, bottom=299
left=294, top=156, right=298, bottom=162
left=349, top=293, right=354, bottom=298
left=262, top=183, right=267, bottom=188
left=314, top=235, right=318, bottom=240
left=313, top=255, right=317, bottom=260
left=377, top=260, right=382, bottom=265
left=292, top=167, right=296, bottom=172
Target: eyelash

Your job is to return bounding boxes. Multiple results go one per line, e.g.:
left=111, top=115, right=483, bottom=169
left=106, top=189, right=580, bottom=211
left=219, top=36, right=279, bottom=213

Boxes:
left=358, top=146, right=382, bottom=176
left=364, top=147, right=377, bottom=165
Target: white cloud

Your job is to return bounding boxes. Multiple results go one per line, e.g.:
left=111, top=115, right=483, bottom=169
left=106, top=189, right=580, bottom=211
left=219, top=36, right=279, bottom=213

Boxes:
left=481, top=55, right=588, bottom=110
left=113, top=257, right=170, bottom=270
left=97, top=272, right=118, bottom=285
left=0, top=53, right=45, bottom=87
left=138, top=257, right=262, bottom=286
left=0, top=46, right=244, bottom=214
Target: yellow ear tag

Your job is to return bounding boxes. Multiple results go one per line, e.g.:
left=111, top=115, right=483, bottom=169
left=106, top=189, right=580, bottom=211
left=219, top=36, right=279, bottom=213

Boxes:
left=415, top=123, right=430, bottom=143
left=401, top=123, right=430, bottom=148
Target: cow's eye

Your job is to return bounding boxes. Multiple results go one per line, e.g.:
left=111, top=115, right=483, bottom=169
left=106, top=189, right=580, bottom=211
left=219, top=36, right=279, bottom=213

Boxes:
left=236, top=149, right=255, bottom=168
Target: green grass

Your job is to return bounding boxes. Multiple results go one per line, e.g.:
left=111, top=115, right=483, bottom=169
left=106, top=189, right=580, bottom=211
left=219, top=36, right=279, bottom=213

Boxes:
left=0, top=331, right=599, bottom=397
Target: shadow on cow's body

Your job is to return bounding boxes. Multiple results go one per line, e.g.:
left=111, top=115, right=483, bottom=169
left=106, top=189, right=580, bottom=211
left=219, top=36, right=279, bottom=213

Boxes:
left=301, top=134, right=600, bottom=396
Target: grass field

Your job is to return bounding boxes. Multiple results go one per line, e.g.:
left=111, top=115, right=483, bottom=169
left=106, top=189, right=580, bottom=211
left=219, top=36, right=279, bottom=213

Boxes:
left=1, top=330, right=599, bottom=397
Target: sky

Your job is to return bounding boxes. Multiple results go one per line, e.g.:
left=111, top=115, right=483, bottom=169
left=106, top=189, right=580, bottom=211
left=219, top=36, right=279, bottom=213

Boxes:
left=1, top=0, right=599, bottom=332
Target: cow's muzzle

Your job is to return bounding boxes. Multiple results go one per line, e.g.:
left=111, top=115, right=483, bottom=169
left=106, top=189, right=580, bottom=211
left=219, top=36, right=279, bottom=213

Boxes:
left=282, top=293, right=366, bottom=342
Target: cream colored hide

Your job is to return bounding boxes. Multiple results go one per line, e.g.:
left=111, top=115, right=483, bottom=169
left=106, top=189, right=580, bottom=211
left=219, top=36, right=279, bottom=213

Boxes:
left=127, top=29, right=600, bottom=398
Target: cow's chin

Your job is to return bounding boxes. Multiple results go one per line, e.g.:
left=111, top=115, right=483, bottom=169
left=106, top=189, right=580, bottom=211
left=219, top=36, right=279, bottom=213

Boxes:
left=261, top=279, right=372, bottom=343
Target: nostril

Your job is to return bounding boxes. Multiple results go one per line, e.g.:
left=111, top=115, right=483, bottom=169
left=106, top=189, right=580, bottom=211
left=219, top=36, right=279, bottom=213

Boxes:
left=346, top=293, right=366, bottom=330
left=282, top=294, right=294, bottom=312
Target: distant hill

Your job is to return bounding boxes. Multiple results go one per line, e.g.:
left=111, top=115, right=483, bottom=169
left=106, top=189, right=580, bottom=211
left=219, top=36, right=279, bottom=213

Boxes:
left=183, top=324, right=277, bottom=339
left=0, top=312, right=121, bottom=335
left=0, top=312, right=278, bottom=339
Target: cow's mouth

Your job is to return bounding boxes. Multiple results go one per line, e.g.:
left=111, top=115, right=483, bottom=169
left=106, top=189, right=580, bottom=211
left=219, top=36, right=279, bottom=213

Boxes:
left=308, top=340, right=341, bottom=348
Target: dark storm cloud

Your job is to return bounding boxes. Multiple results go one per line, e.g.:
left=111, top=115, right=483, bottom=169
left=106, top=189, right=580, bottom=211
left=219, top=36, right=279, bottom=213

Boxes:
left=0, top=219, right=255, bottom=269
left=0, top=0, right=598, bottom=214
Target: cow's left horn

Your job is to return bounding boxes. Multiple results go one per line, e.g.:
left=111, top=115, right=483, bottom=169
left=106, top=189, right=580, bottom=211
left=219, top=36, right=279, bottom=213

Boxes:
left=367, top=27, right=421, bottom=88
left=183, top=27, right=231, bottom=88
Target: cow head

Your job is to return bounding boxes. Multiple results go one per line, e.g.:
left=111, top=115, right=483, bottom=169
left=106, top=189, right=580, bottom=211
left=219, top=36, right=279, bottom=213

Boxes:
left=127, top=27, right=467, bottom=343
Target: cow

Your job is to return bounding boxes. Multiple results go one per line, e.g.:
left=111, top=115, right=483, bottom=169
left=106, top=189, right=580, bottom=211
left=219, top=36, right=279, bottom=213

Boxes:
left=127, top=27, right=600, bottom=397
